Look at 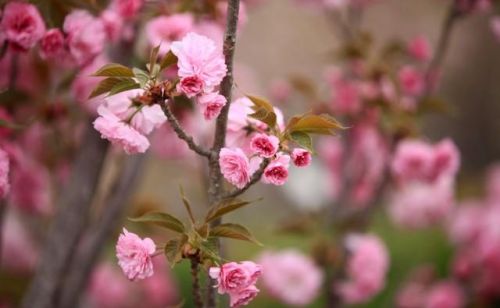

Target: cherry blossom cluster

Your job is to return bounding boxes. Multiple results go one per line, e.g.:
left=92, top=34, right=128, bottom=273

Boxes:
left=388, top=139, right=460, bottom=228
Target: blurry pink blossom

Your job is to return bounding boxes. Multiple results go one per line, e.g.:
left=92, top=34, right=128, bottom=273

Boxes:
left=63, top=10, right=106, bottom=66
left=88, top=263, right=132, bottom=308
left=263, top=154, right=290, bottom=186
left=198, top=92, right=227, bottom=120
left=171, top=32, right=227, bottom=94
left=292, top=148, right=312, bottom=167
left=259, top=250, right=323, bottom=306
left=337, top=234, right=389, bottom=304
left=269, top=79, right=291, bottom=103
left=398, top=66, right=425, bottom=96
left=145, top=14, right=193, bottom=55
left=407, top=35, right=432, bottom=62
left=424, top=281, right=464, bottom=308
left=39, top=29, right=65, bottom=60
left=0, top=1, right=45, bottom=51
left=0, top=148, right=10, bottom=198
left=250, top=133, right=279, bottom=158
left=110, top=0, right=144, bottom=19
left=447, top=200, right=483, bottom=245
left=219, top=147, right=251, bottom=188
left=1, top=214, right=38, bottom=273
left=140, top=258, right=179, bottom=307
left=100, top=10, right=124, bottom=42
left=116, top=228, right=156, bottom=281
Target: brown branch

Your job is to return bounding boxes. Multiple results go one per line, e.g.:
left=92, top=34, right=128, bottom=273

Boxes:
left=57, top=154, right=146, bottom=308
left=21, top=121, right=109, bottom=308
left=206, top=0, right=241, bottom=306
left=223, top=158, right=270, bottom=199
left=425, top=4, right=460, bottom=95
left=190, top=256, right=203, bottom=308
left=161, top=101, right=212, bottom=158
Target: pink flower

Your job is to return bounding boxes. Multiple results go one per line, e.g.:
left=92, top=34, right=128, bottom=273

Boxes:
left=94, top=106, right=150, bottom=154
left=145, top=14, right=193, bottom=55
left=1, top=2, right=45, bottom=51
left=337, top=234, right=389, bottom=304
left=39, top=29, right=65, bottom=60
left=71, top=56, right=109, bottom=112
left=407, top=35, right=432, bottom=62
left=250, top=133, right=279, bottom=158
left=229, top=285, right=259, bottom=308
left=178, top=75, right=204, bottom=97
left=130, top=104, right=167, bottom=135
left=263, top=154, right=290, bottom=186
left=170, top=32, right=227, bottom=94
left=209, top=261, right=261, bottom=308
left=198, top=92, right=227, bottom=120
left=116, top=228, right=156, bottom=281
left=100, top=10, right=124, bottom=42
left=0, top=148, right=10, bottom=199
left=424, top=281, right=464, bottom=308
left=110, top=0, right=144, bottom=19
left=1, top=214, right=38, bottom=273
left=140, top=257, right=179, bottom=307
left=389, top=179, right=454, bottom=229
left=88, top=263, right=132, bottom=308
left=209, top=261, right=261, bottom=294
left=431, top=139, right=460, bottom=181
left=219, top=148, right=250, bottom=188
left=63, top=10, right=106, bottom=66
left=398, top=66, right=425, bottom=96
left=292, top=148, right=312, bottom=167
left=259, top=250, right=323, bottom=306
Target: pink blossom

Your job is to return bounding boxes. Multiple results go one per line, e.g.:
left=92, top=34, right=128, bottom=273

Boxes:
left=292, top=148, right=312, bottom=167
left=88, top=263, right=132, bottom=308
left=229, top=285, right=259, bottom=308
left=145, top=14, right=193, bottom=55
left=398, top=66, right=425, bottom=96
left=269, top=79, right=291, bottom=103
left=209, top=261, right=261, bottom=294
left=447, top=200, right=483, bottom=245
left=337, top=234, right=389, bottom=304
left=177, top=75, right=204, bottom=97
left=110, top=0, right=144, bottom=19
left=407, top=35, right=432, bottom=62
left=141, top=257, right=179, bottom=307
left=39, top=29, right=65, bottom=60
left=150, top=123, right=192, bottom=160
left=431, top=139, right=460, bottom=181
left=1, top=2, right=45, bottom=51
left=219, top=147, right=250, bottom=188
left=259, top=250, right=323, bottom=306
left=93, top=106, right=150, bottom=154
left=396, top=282, right=427, bottom=308
left=250, top=133, right=279, bottom=158
left=198, top=92, right=227, bottom=120
left=130, top=105, right=167, bottom=135
left=1, top=214, right=38, bottom=273
left=424, top=281, right=464, bottom=308
left=0, top=148, right=10, bottom=198
left=63, top=10, right=106, bottom=66
left=389, top=179, right=455, bottom=228
left=100, top=10, right=124, bottom=42
left=331, top=79, right=362, bottom=115
left=116, top=228, right=156, bottom=281
left=263, top=154, right=290, bottom=186
left=71, top=56, right=108, bottom=112
left=170, top=32, right=227, bottom=94
left=318, top=138, right=344, bottom=200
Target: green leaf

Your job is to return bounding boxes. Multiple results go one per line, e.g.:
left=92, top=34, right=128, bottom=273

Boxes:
left=149, top=44, right=161, bottom=73
left=160, top=50, right=178, bottom=71
left=199, top=237, right=220, bottom=262
left=133, top=67, right=150, bottom=88
left=89, top=77, right=124, bottom=98
left=93, top=63, right=134, bottom=77
left=179, top=185, right=196, bottom=224
left=287, top=114, right=344, bottom=135
left=205, top=199, right=259, bottom=223
left=164, top=235, right=187, bottom=266
left=108, top=79, right=141, bottom=96
left=289, top=131, right=313, bottom=152
left=209, top=223, right=262, bottom=245
left=247, top=95, right=277, bottom=128
left=129, top=212, right=185, bottom=233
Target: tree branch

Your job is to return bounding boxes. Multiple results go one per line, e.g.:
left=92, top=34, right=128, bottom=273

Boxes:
left=57, top=154, right=146, bottom=308
left=161, top=100, right=212, bottom=158
left=223, top=158, right=270, bottom=199
left=190, top=256, right=203, bottom=308
left=22, top=121, right=109, bottom=308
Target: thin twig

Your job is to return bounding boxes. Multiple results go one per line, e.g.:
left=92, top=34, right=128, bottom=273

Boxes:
left=190, top=256, right=203, bottom=308
left=223, top=158, right=270, bottom=199
left=160, top=100, right=212, bottom=158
